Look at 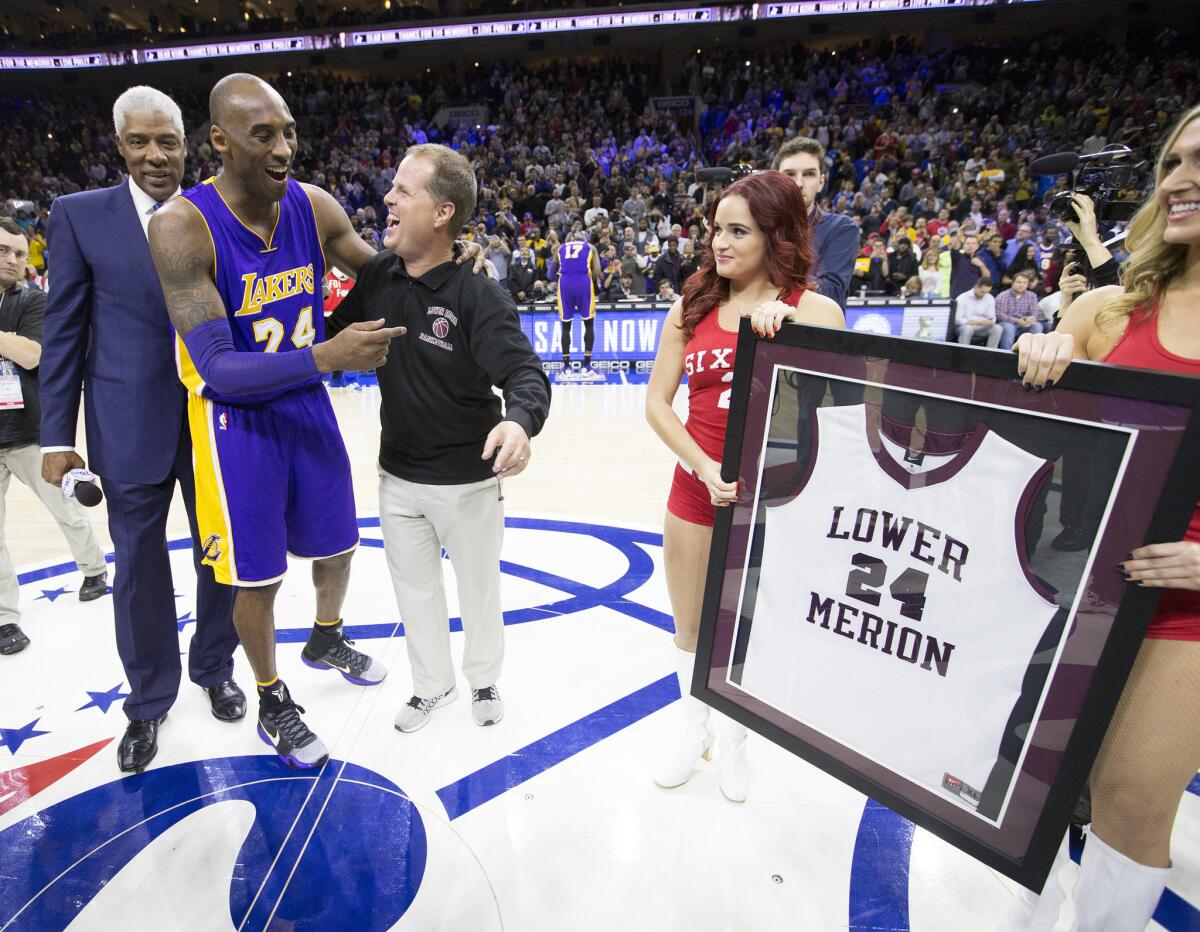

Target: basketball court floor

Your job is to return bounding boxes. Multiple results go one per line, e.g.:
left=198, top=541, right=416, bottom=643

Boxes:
left=2, top=381, right=1198, bottom=931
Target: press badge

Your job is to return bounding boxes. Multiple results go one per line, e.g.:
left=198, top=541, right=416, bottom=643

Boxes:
left=0, top=356, right=24, bottom=409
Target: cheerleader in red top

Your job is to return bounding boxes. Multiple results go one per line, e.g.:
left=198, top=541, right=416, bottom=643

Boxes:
left=1007, top=104, right=1200, bottom=932
left=645, top=171, right=843, bottom=801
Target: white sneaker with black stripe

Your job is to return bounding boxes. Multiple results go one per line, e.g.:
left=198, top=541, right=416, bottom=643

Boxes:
left=394, top=686, right=457, bottom=733
left=471, top=685, right=503, bottom=726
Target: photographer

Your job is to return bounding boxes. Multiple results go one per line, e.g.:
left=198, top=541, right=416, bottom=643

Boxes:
left=1005, top=104, right=1200, bottom=932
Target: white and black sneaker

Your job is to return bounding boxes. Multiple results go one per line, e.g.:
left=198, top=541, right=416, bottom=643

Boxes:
left=394, top=686, right=457, bottom=733
left=257, top=682, right=329, bottom=770
left=471, top=685, right=504, bottom=726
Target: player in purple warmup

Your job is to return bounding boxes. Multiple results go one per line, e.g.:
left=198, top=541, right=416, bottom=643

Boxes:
left=556, top=231, right=602, bottom=379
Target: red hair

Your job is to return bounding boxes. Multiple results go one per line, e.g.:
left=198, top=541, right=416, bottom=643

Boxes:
left=680, top=170, right=815, bottom=339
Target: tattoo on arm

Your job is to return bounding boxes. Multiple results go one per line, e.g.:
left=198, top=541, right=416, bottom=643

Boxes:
left=152, top=244, right=224, bottom=336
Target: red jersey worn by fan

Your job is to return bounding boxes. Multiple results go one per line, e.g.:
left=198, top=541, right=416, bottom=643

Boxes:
left=667, top=288, right=803, bottom=527
left=323, top=270, right=354, bottom=315
left=1103, top=301, right=1200, bottom=641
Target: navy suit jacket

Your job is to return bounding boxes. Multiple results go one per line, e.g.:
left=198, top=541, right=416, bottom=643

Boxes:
left=40, top=180, right=186, bottom=485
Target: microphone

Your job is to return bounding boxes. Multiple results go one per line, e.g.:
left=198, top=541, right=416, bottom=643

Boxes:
left=695, top=167, right=736, bottom=184
left=62, top=468, right=104, bottom=507
left=1029, top=151, right=1079, bottom=175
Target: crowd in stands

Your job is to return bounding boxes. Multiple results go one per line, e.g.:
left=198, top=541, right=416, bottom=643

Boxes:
left=1, top=30, right=1195, bottom=327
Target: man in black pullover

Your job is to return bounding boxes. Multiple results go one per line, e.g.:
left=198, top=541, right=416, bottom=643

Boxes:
left=329, top=144, right=550, bottom=734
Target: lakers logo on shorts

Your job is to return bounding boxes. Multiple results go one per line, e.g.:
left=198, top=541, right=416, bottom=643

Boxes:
left=202, top=534, right=224, bottom=562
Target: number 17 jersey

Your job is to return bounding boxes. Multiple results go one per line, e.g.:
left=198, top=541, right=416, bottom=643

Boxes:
left=175, top=177, right=326, bottom=404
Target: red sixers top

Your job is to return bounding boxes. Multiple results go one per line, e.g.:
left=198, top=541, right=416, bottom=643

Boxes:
left=1103, top=300, right=1200, bottom=641
left=682, top=288, right=804, bottom=460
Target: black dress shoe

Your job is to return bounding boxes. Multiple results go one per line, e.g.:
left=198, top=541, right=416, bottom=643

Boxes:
left=78, top=572, right=108, bottom=602
left=118, top=714, right=166, bottom=773
left=206, top=680, right=247, bottom=722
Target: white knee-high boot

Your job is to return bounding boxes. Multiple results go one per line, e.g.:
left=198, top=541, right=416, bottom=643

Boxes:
left=717, top=717, right=749, bottom=802
left=994, top=834, right=1070, bottom=932
left=653, top=647, right=713, bottom=788
left=1069, top=833, right=1169, bottom=932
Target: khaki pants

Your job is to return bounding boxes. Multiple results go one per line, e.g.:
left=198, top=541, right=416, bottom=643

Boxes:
left=379, top=471, right=505, bottom=697
left=0, top=442, right=108, bottom=625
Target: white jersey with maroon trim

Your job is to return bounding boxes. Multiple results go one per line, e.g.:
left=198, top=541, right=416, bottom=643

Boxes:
left=737, top=402, right=1058, bottom=811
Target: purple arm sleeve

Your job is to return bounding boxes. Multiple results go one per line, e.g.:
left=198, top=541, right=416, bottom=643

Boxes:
left=181, top=317, right=319, bottom=398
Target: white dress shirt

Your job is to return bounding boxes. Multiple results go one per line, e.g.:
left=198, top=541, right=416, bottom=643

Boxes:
left=128, top=175, right=181, bottom=240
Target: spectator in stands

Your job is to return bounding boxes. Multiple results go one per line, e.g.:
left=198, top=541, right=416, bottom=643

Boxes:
left=486, top=235, right=511, bottom=292
left=886, top=237, right=918, bottom=294
left=1004, top=242, right=1038, bottom=287
left=584, top=194, right=608, bottom=229
left=508, top=244, right=539, bottom=302
left=654, top=237, right=683, bottom=293
left=919, top=247, right=945, bottom=298
left=995, top=271, right=1043, bottom=348
left=954, top=277, right=1001, bottom=348
left=679, top=238, right=700, bottom=284
left=607, top=273, right=636, bottom=301
left=657, top=280, right=677, bottom=302
left=619, top=242, right=647, bottom=293
left=980, top=233, right=1007, bottom=283
left=949, top=232, right=988, bottom=299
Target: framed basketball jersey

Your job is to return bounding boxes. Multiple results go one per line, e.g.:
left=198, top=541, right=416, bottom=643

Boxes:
left=693, top=322, right=1200, bottom=890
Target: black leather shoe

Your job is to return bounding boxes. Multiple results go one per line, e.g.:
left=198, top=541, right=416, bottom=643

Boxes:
left=206, top=680, right=247, bottom=722
left=118, top=714, right=166, bottom=773
left=78, top=572, right=108, bottom=602
left=0, top=622, right=30, bottom=655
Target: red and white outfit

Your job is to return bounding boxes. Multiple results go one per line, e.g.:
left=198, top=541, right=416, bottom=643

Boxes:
left=667, top=289, right=803, bottom=526
left=1103, top=301, right=1200, bottom=641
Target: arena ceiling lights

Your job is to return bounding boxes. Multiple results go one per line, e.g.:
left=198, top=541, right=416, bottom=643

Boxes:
left=0, top=0, right=1047, bottom=71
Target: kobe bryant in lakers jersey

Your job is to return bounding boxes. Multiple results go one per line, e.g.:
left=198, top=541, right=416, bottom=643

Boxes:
left=146, top=74, right=484, bottom=770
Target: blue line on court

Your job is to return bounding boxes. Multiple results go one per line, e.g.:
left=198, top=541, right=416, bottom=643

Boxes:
left=436, top=675, right=678, bottom=821
left=849, top=799, right=913, bottom=930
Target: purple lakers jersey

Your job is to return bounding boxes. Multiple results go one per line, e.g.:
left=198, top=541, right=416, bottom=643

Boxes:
left=175, top=177, right=325, bottom=403
left=558, top=240, right=593, bottom=277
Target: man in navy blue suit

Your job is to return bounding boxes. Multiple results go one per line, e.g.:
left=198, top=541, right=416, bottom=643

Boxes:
left=39, top=86, right=243, bottom=773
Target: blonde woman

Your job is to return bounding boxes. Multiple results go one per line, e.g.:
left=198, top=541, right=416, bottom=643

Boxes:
left=919, top=247, right=944, bottom=297
left=1002, top=104, right=1200, bottom=931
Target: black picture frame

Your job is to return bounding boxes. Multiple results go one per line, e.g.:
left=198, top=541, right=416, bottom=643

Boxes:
left=693, top=319, right=1200, bottom=890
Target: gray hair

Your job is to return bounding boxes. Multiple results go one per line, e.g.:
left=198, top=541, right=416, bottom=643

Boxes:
left=113, top=86, right=185, bottom=139
left=404, top=143, right=477, bottom=238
